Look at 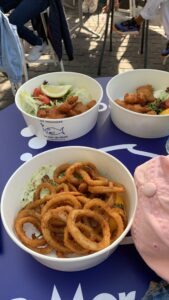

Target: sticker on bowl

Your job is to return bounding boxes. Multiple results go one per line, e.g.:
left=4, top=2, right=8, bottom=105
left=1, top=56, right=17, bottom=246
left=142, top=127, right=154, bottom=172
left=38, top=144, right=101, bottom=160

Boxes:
left=40, top=121, right=68, bottom=141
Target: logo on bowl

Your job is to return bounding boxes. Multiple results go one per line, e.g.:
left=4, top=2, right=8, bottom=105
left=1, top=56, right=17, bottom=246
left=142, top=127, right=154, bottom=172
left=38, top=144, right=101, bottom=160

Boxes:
left=40, top=122, right=67, bottom=140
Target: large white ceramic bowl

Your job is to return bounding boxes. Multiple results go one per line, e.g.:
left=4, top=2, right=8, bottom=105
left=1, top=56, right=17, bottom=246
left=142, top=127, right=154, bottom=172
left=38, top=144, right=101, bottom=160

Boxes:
left=15, top=72, right=103, bottom=141
left=106, top=69, right=169, bottom=138
left=1, top=146, right=137, bottom=272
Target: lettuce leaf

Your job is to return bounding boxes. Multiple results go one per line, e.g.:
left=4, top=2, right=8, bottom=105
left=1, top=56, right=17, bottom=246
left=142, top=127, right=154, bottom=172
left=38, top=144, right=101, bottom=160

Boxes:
left=69, top=88, right=92, bottom=105
left=153, top=90, right=169, bottom=101
left=19, top=91, right=42, bottom=115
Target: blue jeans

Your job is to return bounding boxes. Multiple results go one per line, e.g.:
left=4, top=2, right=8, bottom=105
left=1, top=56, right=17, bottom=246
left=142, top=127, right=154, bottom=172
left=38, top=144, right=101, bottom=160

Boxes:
left=0, top=0, right=49, bottom=45
left=142, top=280, right=169, bottom=300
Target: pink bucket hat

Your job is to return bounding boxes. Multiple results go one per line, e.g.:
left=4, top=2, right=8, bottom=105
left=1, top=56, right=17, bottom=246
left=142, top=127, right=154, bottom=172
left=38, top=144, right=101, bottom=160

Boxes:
left=131, top=155, right=169, bottom=282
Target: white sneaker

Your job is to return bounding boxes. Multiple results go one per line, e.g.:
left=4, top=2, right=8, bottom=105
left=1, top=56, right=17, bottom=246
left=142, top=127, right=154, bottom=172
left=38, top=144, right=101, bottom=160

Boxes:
left=88, top=0, right=98, bottom=13
left=82, top=0, right=98, bottom=14
left=82, top=1, right=89, bottom=13
left=26, top=42, right=47, bottom=62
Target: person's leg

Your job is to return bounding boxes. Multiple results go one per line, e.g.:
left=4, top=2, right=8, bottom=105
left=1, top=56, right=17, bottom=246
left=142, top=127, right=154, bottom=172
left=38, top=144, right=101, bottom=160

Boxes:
left=114, top=0, right=164, bottom=34
left=102, top=0, right=119, bottom=13
left=8, top=0, right=49, bottom=46
left=140, top=0, right=163, bottom=20
left=0, top=0, right=21, bottom=13
left=31, top=15, right=47, bottom=44
left=160, top=1, right=169, bottom=40
left=160, top=1, right=169, bottom=56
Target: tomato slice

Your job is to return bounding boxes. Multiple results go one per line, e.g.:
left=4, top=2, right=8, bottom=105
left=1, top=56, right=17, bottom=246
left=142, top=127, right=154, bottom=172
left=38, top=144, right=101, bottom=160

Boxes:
left=38, top=94, right=51, bottom=105
left=164, top=99, right=169, bottom=108
left=33, top=87, right=42, bottom=98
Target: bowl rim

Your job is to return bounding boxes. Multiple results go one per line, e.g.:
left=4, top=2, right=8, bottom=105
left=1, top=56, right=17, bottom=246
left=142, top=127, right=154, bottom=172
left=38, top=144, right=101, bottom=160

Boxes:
left=15, top=71, right=103, bottom=122
left=1, top=145, right=137, bottom=263
left=106, top=68, right=169, bottom=118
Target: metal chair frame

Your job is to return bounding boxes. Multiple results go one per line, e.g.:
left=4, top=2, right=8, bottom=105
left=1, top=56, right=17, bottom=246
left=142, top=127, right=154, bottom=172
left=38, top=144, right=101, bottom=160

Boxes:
left=97, top=0, right=137, bottom=75
left=40, top=9, right=65, bottom=71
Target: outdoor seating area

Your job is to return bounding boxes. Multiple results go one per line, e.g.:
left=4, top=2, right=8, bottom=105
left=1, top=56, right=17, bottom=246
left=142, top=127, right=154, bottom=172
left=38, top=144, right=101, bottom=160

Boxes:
left=0, top=0, right=168, bottom=109
left=0, top=0, right=169, bottom=109
left=1, top=1, right=169, bottom=299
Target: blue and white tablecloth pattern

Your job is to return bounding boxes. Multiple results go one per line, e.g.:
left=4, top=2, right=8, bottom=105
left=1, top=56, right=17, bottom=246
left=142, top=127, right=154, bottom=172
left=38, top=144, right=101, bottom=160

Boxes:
left=0, top=77, right=168, bottom=300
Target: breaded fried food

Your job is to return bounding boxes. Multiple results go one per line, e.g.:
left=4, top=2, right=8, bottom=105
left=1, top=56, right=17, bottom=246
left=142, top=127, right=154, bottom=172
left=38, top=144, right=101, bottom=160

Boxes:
left=136, top=84, right=155, bottom=102
left=124, top=93, right=147, bottom=105
left=115, top=99, right=152, bottom=113
left=124, top=93, right=139, bottom=104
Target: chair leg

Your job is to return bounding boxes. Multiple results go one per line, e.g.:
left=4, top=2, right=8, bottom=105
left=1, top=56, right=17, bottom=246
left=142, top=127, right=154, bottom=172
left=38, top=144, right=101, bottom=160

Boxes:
left=20, top=39, right=29, bottom=81
left=139, top=19, right=149, bottom=68
left=140, top=21, right=145, bottom=54
left=143, top=20, right=149, bottom=68
left=40, top=11, right=65, bottom=71
left=59, top=60, right=65, bottom=71
left=131, top=0, right=136, bottom=17
left=162, top=55, right=168, bottom=66
left=97, top=0, right=113, bottom=75
left=22, top=59, right=29, bottom=81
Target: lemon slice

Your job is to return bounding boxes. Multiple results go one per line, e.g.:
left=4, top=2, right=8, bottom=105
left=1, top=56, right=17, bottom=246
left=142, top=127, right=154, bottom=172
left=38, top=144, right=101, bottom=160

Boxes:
left=41, top=84, right=72, bottom=98
left=160, top=108, right=169, bottom=115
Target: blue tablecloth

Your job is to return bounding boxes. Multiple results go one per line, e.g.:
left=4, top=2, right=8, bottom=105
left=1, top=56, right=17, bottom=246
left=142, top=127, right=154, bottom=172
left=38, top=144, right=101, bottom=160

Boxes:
left=0, top=77, right=168, bottom=300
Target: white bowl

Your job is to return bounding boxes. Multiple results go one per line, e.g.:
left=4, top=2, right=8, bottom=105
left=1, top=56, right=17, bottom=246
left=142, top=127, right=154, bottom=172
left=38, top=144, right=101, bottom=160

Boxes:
left=106, top=69, right=169, bottom=138
left=1, top=146, right=137, bottom=272
left=15, top=72, right=103, bottom=141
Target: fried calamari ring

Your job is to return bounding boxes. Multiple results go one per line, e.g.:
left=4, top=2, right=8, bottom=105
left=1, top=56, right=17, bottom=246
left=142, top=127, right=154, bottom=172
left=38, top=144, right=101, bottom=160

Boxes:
left=55, top=183, right=69, bottom=193
left=84, top=199, right=126, bottom=236
left=14, top=161, right=128, bottom=257
left=53, top=163, right=71, bottom=184
left=78, top=169, right=109, bottom=186
left=76, top=195, right=90, bottom=206
left=64, top=227, right=89, bottom=255
left=78, top=182, right=88, bottom=193
left=47, top=205, right=71, bottom=235
left=65, top=162, right=97, bottom=186
left=88, top=186, right=116, bottom=194
left=84, top=198, right=116, bottom=230
left=16, top=208, right=41, bottom=220
left=64, top=221, right=101, bottom=255
left=88, top=184, right=124, bottom=194
left=104, top=192, right=115, bottom=207
left=24, top=194, right=52, bottom=213
left=76, top=222, right=101, bottom=242
left=112, top=193, right=127, bottom=225
left=67, top=183, right=78, bottom=192
left=41, top=207, right=72, bottom=253
left=14, top=216, right=47, bottom=248
left=109, top=181, right=125, bottom=192
left=48, top=222, right=65, bottom=232
left=67, top=209, right=111, bottom=251
left=112, top=207, right=127, bottom=226
left=84, top=198, right=110, bottom=212
left=109, top=211, right=125, bottom=242
left=33, top=182, right=56, bottom=200
left=41, top=193, right=81, bottom=216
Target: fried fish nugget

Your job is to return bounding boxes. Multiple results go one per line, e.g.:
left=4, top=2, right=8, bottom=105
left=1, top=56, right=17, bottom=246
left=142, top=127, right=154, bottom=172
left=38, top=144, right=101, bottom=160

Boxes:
left=66, top=95, right=78, bottom=105
left=58, top=102, right=72, bottom=113
left=86, top=100, right=97, bottom=109
left=136, top=84, right=155, bottom=102
left=73, top=102, right=87, bottom=114
left=117, top=101, right=152, bottom=114
left=124, top=93, right=140, bottom=104
left=115, top=99, right=126, bottom=107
